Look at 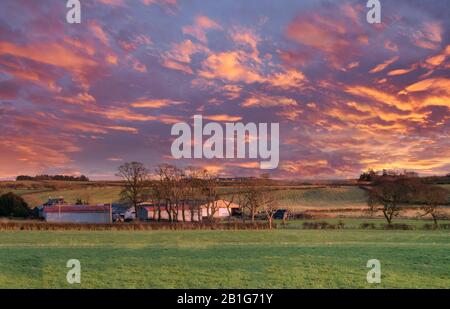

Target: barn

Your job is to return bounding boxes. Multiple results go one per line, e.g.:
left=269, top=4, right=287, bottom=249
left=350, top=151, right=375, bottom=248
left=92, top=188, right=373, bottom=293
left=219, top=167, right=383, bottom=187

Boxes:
left=137, top=200, right=240, bottom=221
left=138, top=203, right=201, bottom=221
left=42, top=205, right=112, bottom=223
left=200, top=200, right=240, bottom=218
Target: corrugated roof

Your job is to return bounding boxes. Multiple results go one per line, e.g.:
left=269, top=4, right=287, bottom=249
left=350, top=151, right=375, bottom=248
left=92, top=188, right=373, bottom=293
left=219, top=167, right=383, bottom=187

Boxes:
left=43, top=205, right=110, bottom=213
left=141, top=200, right=239, bottom=211
left=142, top=205, right=194, bottom=211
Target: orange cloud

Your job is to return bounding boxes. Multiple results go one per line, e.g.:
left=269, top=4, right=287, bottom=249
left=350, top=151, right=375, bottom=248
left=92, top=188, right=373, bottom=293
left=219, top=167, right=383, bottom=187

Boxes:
left=387, top=65, right=417, bottom=76
left=182, top=16, right=221, bottom=43
left=369, top=56, right=399, bottom=73
left=404, top=78, right=450, bottom=94
left=85, top=106, right=182, bottom=125
left=242, top=94, right=297, bottom=108
left=0, top=41, right=96, bottom=70
left=285, top=4, right=367, bottom=67
left=221, top=84, right=242, bottom=100
left=345, top=86, right=412, bottom=111
left=413, top=22, right=442, bottom=50
left=0, top=41, right=97, bottom=90
left=165, top=40, right=209, bottom=63
left=106, top=54, right=118, bottom=65
left=131, top=99, right=185, bottom=108
left=56, top=92, right=96, bottom=105
left=162, top=59, right=193, bottom=74
left=199, top=51, right=264, bottom=83
left=89, top=21, right=110, bottom=46
left=425, top=45, right=450, bottom=67
left=203, top=114, right=243, bottom=122
left=130, top=57, right=147, bottom=73
left=230, top=27, right=261, bottom=63
left=98, top=0, right=126, bottom=6
left=266, top=69, right=307, bottom=89
left=107, top=157, right=123, bottom=161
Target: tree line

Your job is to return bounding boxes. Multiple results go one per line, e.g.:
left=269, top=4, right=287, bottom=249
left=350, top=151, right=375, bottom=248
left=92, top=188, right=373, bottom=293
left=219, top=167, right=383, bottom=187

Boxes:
left=16, top=174, right=90, bottom=182
left=367, top=172, right=448, bottom=226
left=359, top=169, right=450, bottom=184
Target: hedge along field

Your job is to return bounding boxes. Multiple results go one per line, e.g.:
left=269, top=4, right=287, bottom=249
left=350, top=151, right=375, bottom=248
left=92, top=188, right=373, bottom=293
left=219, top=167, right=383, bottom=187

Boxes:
left=0, top=229, right=448, bottom=288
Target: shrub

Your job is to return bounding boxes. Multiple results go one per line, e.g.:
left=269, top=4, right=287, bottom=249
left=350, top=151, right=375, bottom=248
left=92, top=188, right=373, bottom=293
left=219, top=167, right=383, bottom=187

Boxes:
left=360, top=223, right=377, bottom=229
left=0, top=221, right=273, bottom=231
left=0, top=192, right=32, bottom=218
left=302, top=221, right=344, bottom=229
left=382, top=223, right=414, bottom=230
left=423, top=223, right=450, bottom=230
left=294, top=212, right=314, bottom=219
left=423, top=223, right=438, bottom=230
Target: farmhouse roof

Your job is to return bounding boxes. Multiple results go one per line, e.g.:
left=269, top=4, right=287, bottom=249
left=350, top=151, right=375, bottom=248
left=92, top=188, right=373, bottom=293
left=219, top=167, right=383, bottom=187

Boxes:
left=42, top=205, right=110, bottom=213
left=140, top=199, right=239, bottom=211
left=199, top=199, right=240, bottom=209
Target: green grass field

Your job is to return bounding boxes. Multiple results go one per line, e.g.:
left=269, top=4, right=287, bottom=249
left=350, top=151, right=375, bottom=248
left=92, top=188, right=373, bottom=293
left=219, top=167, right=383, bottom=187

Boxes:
left=2, top=181, right=449, bottom=209
left=20, top=187, right=123, bottom=207
left=274, top=186, right=368, bottom=209
left=279, top=218, right=450, bottom=229
left=0, top=228, right=448, bottom=288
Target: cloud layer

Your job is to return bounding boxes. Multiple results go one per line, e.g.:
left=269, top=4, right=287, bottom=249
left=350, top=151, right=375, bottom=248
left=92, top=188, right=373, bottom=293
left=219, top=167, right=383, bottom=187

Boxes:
left=0, top=0, right=449, bottom=179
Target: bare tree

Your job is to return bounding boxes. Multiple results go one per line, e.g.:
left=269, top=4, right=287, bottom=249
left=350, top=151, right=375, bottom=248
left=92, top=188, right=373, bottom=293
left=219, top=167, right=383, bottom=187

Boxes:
left=237, top=174, right=275, bottom=223
left=236, top=179, right=257, bottom=222
left=199, top=169, right=219, bottom=221
left=116, top=162, right=150, bottom=220
left=185, top=167, right=205, bottom=222
left=368, top=176, right=419, bottom=225
left=221, top=193, right=236, bottom=224
left=263, top=201, right=279, bottom=229
left=419, top=185, right=448, bottom=226
left=257, top=175, right=278, bottom=228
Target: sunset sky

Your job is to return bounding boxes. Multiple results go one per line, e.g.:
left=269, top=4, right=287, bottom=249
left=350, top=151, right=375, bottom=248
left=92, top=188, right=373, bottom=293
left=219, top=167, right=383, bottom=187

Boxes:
left=0, top=0, right=449, bottom=180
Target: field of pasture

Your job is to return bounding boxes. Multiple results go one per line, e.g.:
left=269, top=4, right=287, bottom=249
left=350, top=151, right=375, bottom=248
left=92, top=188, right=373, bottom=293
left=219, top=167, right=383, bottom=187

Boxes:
left=0, top=228, right=448, bottom=288
left=0, top=181, right=123, bottom=207
left=273, top=186, right=368, bottom=210
left=1, top=181, right=449, bottom=214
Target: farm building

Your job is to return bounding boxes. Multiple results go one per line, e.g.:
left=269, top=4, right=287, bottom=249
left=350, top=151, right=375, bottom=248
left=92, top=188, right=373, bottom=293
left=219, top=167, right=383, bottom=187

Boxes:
left=138, top=203, right=201, bottom=221
left=36, top=197, right=67, bottom=217
left=200, top=200, right=240, bottom=218
left=43, top=197, right=66, bottom=206
left=42, top=205, right=112, bottom=223
left=137, top=200, right=240, bottom=221
left=112, top=204, right=136, bottom=222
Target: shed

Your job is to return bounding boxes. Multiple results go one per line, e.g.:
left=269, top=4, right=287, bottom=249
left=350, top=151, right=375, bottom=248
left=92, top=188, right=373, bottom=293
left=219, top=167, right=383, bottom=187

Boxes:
left=138, top=203, right=201, bottom=222
left=137, top=199, right=240, bottom=221
left=200, top=199, right=240, bottom=218
left=42, top=205, right=111, bottom=223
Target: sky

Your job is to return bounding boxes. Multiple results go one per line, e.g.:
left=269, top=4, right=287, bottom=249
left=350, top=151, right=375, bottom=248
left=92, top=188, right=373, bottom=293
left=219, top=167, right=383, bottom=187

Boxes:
left=0, top=0, right=449, bottom=180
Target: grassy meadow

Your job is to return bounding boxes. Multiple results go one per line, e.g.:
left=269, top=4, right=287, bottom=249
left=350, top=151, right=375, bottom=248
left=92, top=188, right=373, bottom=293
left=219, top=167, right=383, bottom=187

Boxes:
left=20, top=187, right=123, bottom=207
left=0, top=228, right=448, bottom=288
left=1, top=181, right=449, bottom=210
left=274, top=186, right=368, bottom=209
left=0, top=181, right=123, bottom=207
left=0, top=181, right=449, bottom=289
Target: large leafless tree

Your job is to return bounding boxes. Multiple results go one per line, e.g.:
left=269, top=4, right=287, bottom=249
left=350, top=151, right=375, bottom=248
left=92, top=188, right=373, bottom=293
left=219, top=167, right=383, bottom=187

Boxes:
left=419, top=185, right=448, bottom=226
left=116, top=162, right=150, bottom=219
left=237, top=174, right=276, bottom=225
left=368, top=176, right=420, bottom=225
